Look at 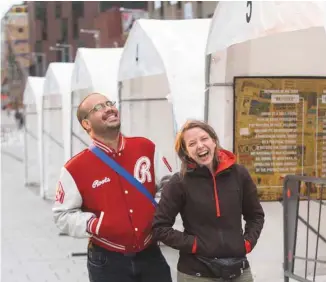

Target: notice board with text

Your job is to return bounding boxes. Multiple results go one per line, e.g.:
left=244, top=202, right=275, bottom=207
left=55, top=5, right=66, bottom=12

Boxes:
left=234, top=77, right=326, bottom=201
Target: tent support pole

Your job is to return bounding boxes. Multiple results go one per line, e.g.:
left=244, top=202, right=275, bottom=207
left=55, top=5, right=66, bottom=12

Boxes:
left=204, top=54, right=212, bottom=122
left=120, top=97, right=167, bottom=102
left=72, top=131, right=88, bottom=147
left=206, top=82, right=234, bottom=87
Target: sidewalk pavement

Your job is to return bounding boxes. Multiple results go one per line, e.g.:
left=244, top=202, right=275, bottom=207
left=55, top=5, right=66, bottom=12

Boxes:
left=2, top=153, right=90, bottom=282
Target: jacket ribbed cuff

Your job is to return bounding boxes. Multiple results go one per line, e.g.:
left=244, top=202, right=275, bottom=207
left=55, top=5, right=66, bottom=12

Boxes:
left=87, top=217, right=99, bottom=234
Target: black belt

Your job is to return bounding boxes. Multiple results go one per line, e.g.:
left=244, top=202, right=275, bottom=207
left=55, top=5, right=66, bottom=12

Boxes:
left=124, top=252, right=137, bottom=257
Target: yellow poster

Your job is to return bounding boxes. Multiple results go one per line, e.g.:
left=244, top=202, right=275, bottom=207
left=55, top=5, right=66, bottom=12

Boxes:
left=234, top=77, right=326, bottom=201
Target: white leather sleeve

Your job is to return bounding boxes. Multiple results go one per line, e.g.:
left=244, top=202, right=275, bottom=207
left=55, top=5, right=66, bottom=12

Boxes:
left=154, top=147, right=174, bottom=192
left=52, top=167, right=95, bottom=238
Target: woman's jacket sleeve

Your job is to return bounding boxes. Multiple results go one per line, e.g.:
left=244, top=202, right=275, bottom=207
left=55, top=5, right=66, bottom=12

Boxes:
left=152, top=173, right=196, bottom=253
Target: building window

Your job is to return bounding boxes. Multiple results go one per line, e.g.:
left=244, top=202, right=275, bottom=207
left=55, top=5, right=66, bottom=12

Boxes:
left=72, top=2, right=83, bottom=39
left=177, top=1, right=182, bottom=9
left=160, top=4, right=164, bottom=17
left=35, top=40, right=42, bottom=52
left=35, top=2, right=46, bottom=21
left=72, top=18, right=79, bottom=40
left=99, top=1, right=119, bottom=12
left=99, top=1, right=147, bottom=12
left=72, top=1, right=84, bottom=18
left=61, top=18, right=68, bottom=42
left=55, top=2, right=61, bottom=18
left=121, top=1, right=147, bottom=9
left=42, top=18, right=47, bottom=40
left=64, top=48, right=69, bottom=62
left=197, top=1, right=203, bottom=18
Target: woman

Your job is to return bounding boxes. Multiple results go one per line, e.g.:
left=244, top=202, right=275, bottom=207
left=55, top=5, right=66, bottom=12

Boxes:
left=152, top=120, right=264, bottom=281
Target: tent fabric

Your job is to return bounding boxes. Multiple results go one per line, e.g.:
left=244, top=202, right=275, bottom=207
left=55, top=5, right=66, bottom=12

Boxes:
left=43, top=63, right=74, bottom=96
left=71, top=48, right=123, bottom=100
left=43, top=62, right=74, bottom=162
left=23, top=76, right=45, bottom=107
left=205, top=2, right=326, bottom=151
left=119, top=19, right=211, bottom=172
left=119, top=18, right=211, bottom=130
left=23, top=76, right=45, bottom=187
left=206, top=1, right=326, bottom=55
left=42, top=63, right=74, bottom=200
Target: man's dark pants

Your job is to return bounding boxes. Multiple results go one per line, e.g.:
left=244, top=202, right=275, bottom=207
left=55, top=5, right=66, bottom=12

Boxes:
left=87, top=241, right=173, bottom=282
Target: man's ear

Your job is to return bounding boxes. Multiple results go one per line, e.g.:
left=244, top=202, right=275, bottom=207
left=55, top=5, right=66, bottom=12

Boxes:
left=81, top=119, right=90, bottom=131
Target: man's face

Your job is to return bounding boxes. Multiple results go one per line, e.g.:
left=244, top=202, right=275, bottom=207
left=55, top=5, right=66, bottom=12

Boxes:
left=82, top=94, right=120, bottom=135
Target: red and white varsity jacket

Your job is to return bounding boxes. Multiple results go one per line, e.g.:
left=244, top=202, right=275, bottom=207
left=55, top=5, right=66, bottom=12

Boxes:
left=52, top=134, right=174, bottom=253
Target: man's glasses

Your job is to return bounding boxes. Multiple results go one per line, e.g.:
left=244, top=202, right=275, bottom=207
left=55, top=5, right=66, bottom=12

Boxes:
left=84, top=101, right=116, bottom=120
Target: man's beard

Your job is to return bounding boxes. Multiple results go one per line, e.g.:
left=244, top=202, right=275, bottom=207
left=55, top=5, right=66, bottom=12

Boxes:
left=92, top=121, right=121, bottom=136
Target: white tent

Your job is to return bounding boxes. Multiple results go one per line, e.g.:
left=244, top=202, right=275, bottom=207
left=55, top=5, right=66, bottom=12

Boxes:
left=119, top=19, right=211, bottom=170
left=70, top=48, right=123, bottom=157
left=42, top=62, right=74, bottom=199
left=23, top=76, right=44, bottom=188
left=205, top=1, right=326, bottom=151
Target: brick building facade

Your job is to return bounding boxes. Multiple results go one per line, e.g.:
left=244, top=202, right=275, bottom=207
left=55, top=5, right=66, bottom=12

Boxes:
left=27, top=1, right=148, bottom=76
left=1, top=3, right=30, bottom=106
left=148, top=1, right=218, bottom=20
left=27, top=1, right=216, bottom=77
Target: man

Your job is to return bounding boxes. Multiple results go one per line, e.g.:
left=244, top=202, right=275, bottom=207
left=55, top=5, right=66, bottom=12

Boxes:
left=53, top=93, right=174, bottom=282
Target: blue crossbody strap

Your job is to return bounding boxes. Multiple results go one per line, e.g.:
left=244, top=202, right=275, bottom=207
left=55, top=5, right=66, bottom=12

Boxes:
left=89, top=144, right=157, bottom=207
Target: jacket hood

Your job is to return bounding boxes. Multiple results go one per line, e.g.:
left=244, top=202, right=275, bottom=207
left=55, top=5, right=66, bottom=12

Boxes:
left=215, top=149, right=236, bottom=175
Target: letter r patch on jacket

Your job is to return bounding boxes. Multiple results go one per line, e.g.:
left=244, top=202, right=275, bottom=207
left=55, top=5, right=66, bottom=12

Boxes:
left=55, top=182, right=65, bottom=204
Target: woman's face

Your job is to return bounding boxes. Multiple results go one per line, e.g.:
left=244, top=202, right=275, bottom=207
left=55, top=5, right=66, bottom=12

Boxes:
left=183, top=127, right=217, bottom=169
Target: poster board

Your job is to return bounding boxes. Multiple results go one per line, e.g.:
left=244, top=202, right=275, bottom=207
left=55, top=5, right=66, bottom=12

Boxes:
left=234, top=76, right=326, bottom=201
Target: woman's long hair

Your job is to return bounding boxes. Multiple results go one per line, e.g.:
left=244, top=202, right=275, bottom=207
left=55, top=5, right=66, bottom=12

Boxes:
left=175, top=120, right=221, bottom=176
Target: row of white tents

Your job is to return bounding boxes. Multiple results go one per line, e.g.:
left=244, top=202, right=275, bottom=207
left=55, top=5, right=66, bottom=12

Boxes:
left=22, top=2, right=326, bottom=200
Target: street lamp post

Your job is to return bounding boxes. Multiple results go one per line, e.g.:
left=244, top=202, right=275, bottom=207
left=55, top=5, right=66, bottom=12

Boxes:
left=56, top=43, right=73, bottom=62
left=49, top=46, right=65, bottom=62
left=32, top=52, right=47, bottom=76
left=80, top=29, right=101, bottom=48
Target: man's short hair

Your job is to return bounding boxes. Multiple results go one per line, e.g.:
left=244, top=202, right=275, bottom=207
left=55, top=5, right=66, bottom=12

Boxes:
left=76, top=93, right=103, bottom=126
left=76, top=97, right=89, bottom=126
